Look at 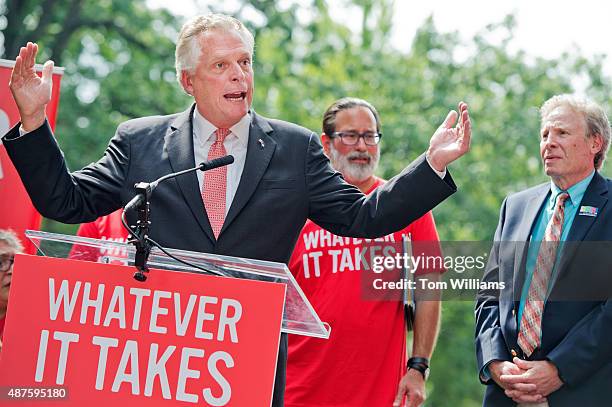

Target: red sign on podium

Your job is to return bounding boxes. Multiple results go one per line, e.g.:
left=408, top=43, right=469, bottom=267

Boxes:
left=0, top=255, right=286, bottom=406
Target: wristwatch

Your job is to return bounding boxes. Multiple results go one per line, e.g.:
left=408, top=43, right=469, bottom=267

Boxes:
left=407, top=357, right=430, bottom=380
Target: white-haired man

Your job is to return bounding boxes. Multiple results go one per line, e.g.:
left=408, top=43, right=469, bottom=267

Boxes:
left=4, top=14, right=470, bottom=405
left=475, top=94, right=612, bottom=407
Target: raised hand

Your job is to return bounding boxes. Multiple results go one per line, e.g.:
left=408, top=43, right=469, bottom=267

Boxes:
left=426, top=101, right=471, bottom=172
left=9, top=42, right=55, bottom=131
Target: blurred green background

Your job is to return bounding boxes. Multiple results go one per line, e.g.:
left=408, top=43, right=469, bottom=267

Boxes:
left=2, top=1, right=611, bottom=405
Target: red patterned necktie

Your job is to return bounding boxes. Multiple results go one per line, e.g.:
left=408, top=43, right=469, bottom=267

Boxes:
left=202, top=128, right=230, bottom=238
left=518, top=192, right=569, bottom=356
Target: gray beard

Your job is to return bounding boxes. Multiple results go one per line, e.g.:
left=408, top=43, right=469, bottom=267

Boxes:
left=329, top=144, right=380, bottom=183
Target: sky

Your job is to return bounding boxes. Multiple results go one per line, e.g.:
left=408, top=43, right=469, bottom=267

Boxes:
left=148, top=0, right=612, bottom=74
left=390, top=0, right=611, bottom=68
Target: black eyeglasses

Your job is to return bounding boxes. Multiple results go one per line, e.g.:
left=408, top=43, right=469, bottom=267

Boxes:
left=331, top=131, right=382, bottom=146
left=0, top=255, right=14, bottom=272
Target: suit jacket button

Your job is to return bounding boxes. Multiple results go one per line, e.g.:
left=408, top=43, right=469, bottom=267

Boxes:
left=511, top=349, right=518, bottom=357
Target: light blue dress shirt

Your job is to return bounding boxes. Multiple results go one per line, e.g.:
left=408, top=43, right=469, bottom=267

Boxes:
left=517, top=171, right=595, bottom=328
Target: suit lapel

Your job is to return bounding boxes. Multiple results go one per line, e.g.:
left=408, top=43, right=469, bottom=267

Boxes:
left=165, top=105, right=216, bottom=243
left=554, top=172, right=608, bottom=280
left=221, top=113, right=277, bottom=235
left=512, top=184, right=550, bottom=299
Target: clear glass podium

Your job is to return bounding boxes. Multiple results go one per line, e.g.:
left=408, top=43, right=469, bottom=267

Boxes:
left=25, top=230, right=330, bottom=339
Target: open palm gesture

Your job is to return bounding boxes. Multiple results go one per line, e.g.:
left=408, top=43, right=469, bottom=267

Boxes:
left=427, top=101, right=471, bottom=171
left=9, top=42, right=55, bottom=131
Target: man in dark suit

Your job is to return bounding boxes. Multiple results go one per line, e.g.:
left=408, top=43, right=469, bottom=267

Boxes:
left=475, top=94, right=612, bottom=407
left=4, top=14, right=471, bottom=406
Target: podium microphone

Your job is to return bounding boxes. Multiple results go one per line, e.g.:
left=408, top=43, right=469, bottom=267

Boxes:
left=124, top=155, right=234, bottom=212
left=122, top=155, right=234, bottom=281
left=200, top=155, right=234, bottom=171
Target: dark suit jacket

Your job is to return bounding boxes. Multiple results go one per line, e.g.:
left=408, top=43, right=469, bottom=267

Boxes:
left=475, top=172, right=612, bottom=407
left=4, top=105, right=457, bottom=406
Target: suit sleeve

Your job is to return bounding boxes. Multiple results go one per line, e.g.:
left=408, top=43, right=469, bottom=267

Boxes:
left=3, top=120, right=129, bottom=223
left=304, top=133, right=457, bottom=238
left=546, top=300, right=612, bottom=386
left=475, top=197, right=512, bottom=383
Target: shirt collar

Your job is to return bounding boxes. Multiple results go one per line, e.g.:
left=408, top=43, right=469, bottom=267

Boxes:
left=192, top=107, right=250, bottom=146
left=365, top=176, right=384, bottom=195
left=548, top=170, right=595, bottom=209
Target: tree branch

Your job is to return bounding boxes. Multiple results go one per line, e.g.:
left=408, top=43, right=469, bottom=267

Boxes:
left=88, top=20, right=154, bottom=54
left=47, top=0, right=85, bottom=64
left=34, top=0, right=62, bottom=41
left=3, top=0, right=30, bottom=58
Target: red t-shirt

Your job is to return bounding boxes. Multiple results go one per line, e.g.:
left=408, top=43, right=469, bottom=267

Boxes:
left=69, top=210, right=129, bottom=262
left=285, top=177, right=442, bottom=407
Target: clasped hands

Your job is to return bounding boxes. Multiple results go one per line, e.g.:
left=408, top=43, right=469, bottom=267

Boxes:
left=489, top=357, right=563, bottom=404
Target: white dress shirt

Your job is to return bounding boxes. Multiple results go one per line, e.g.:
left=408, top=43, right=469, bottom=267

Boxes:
left=192, top=108, right=250, bottom=215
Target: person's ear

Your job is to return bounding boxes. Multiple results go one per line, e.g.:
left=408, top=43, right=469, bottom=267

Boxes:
left=180, top=70, right=194, bottom=95
left=321, top=133, right=332, bottom=156
left=591, top=133, right=603, bottom=154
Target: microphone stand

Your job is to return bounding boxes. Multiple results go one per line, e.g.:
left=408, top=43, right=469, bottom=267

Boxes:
left=130, top=182, right=153, bottom=282
left=123, top=155, right=234, bottom=281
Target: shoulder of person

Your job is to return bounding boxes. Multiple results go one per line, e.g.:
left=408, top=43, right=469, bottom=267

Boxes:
left=114, top=110, right=186, bottom=140
left=252, top=112, right=316, bottom=143
left=505, top=181, right=549, bottom=204
left=120, top=112, right=182, bottom=131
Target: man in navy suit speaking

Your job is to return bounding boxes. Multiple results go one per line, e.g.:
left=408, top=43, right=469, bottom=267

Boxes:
left=3, top=13, right=471, bottom=406
left=475, top=94, right=612, bottom=407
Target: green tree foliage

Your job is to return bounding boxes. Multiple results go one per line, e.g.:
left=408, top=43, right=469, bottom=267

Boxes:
left=2, top=1, right=612, bottom=404
left=1, top=0, right=191, bottom=233
left=248, top=7, right=612, bottom=242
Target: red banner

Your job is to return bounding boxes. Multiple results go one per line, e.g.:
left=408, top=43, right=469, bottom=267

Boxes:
left=0, top=59, right=63, bottom=254
left=0, top=255, right=286, bottom=406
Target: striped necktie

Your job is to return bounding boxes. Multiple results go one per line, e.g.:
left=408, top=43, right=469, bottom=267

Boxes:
left=518, top=192, right=569, bottom=356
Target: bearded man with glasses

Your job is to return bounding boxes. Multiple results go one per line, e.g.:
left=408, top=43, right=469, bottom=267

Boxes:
left=285, top=98, right=445, bottom=407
